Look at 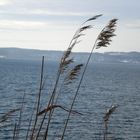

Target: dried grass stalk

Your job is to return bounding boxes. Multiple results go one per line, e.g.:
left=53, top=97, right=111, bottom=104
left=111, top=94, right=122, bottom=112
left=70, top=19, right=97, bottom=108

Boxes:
left=38, top=105, right=82, bottom=116
left=103, top=105, right=118, bottom=140
left=30, top=56, right=45, bottom=140
left=0, top=108, right=20, bottom=123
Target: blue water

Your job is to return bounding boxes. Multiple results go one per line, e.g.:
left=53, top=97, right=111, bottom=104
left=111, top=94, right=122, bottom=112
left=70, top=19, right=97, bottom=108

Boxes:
left=0, top=59, right=140, bottom=140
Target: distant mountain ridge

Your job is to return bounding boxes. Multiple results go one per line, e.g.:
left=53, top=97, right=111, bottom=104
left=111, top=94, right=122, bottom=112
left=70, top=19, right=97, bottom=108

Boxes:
left=0, top=48, right=140, bottom=64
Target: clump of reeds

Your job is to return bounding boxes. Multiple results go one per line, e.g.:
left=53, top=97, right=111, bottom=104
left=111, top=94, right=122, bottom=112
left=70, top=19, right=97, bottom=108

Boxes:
left=60, top=18, right=118, bottom=140
left=0, top=15, right=118, bottom=140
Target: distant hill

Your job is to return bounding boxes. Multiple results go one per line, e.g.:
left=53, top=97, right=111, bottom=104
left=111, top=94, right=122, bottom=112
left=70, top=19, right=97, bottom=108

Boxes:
left=0, top=47, right=140, bottom=64
left=0, top=48, right=62, bottom=61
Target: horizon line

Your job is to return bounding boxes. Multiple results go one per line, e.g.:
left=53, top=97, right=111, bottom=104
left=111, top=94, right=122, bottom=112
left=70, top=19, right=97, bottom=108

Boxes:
left=0, top=47, right=140, bottom=53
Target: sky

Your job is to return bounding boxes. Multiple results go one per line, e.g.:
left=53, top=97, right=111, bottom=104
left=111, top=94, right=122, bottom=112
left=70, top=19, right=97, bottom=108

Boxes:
left=0, top=0, right=140, bottom=52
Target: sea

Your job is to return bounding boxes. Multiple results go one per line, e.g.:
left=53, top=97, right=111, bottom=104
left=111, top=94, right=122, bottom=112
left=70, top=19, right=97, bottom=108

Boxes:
left=0, top=58, right=140, bottom=140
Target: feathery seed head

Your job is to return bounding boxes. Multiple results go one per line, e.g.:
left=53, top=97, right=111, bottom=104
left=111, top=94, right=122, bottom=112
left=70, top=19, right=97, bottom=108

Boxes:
left=96, top=18, right=118, bottom=49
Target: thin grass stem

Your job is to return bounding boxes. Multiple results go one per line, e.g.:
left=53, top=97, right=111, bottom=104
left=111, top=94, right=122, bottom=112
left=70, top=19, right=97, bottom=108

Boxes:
left=30, top=56, right=45, bottom=139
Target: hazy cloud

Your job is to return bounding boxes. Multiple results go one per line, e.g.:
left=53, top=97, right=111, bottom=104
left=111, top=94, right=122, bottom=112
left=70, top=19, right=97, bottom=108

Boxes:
left=126, top=21, right=140, bottom=29
left=0, top=19, right=78, bottom=31
left=30, top=9, right=96, bottom=17
left=0, top=20, right=48, bottom=30
left=0, top=0, right=140, bottom=52
left=0, top=0, right=11, bottom=6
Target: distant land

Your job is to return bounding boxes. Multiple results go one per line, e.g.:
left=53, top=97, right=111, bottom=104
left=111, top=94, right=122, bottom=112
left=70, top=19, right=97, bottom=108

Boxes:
left=0, top=47, right=140, bottom=64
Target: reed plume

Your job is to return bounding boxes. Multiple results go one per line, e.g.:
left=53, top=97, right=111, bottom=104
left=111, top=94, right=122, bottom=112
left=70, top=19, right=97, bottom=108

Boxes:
left=96, top=19, right=118, bottom=49
left=60, top=25, right=91, bottom=74
left=82, top=14, right=102, bottom=24
left=64, top=64, right=83, bottom=85
left=103, top=105, right=118, bottom=140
